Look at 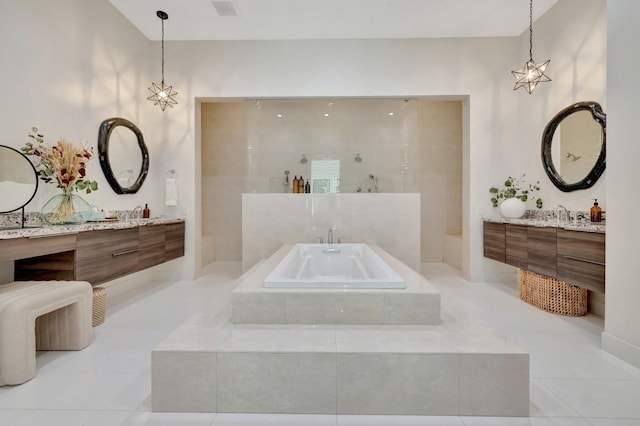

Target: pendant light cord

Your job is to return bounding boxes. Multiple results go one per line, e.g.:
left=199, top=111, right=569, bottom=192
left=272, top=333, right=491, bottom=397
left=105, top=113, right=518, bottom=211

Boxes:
left=161, top=18, right=165, bottom=85
left=529, top=0, right=533, bottom=61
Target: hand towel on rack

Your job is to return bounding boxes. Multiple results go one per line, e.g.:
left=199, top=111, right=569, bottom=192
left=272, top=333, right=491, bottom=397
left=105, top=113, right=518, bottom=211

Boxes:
left=165, top=177, right=178, bottom=206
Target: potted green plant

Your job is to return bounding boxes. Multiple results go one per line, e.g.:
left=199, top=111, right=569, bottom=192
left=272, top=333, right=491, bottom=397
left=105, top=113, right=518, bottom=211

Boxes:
left=489, top=174, right=542, bottom=218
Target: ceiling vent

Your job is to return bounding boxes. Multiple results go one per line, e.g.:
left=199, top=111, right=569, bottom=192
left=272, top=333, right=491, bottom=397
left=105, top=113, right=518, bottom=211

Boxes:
left=212, top=1, right=238, bottom=16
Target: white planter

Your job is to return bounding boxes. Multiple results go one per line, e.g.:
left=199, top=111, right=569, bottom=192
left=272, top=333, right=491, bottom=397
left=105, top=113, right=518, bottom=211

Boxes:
left=500, top=198, right=526, bottom=218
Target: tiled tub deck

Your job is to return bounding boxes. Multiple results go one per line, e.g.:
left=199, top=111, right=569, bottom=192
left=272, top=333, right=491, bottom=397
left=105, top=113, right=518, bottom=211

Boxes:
left=152, top=245, right=529, bottom=416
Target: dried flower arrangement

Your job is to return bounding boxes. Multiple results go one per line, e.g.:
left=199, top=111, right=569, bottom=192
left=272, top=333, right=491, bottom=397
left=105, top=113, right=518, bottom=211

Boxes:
left=21, top=127, right=98, bottom=194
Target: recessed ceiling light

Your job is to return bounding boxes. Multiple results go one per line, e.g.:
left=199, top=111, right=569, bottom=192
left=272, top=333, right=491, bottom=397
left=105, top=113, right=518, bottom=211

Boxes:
left=388, top=112, right=395, bottom=116
left=276, top=114, right=283, bottom=118
left=323, top=113, right=330, bottom=117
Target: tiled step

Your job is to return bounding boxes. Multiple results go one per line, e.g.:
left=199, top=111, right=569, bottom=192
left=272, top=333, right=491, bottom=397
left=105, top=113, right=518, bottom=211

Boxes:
left=152, top=318, right=529, bottom=416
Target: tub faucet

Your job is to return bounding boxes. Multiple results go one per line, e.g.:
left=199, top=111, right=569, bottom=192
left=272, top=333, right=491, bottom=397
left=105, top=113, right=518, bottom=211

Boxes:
left=556, top=205, right=569, bottom=225
left=327, top=228, right=334, bottom=244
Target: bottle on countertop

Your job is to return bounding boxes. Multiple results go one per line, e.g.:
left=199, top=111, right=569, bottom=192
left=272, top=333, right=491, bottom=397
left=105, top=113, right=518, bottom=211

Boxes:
left=143, top=203, right=150, bottom=219
left=296, top=176, right=303, bottom=194
left=590, top=199, right=602, bottom=222
left=305, top=180, right=310, bottom=193
left=293, top=176, right=300, bottom=193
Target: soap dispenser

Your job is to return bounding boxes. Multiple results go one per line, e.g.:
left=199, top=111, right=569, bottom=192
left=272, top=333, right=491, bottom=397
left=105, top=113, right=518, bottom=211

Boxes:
left=143, top=203, right=150, bottom=219
left=590, top=199, right=602, bottom=222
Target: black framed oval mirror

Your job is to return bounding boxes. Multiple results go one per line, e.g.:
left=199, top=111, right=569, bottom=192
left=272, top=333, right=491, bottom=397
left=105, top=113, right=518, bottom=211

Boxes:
left=0, top=145, right=38, bottom=213
left=541, top=101, right=606, bottom=192
left=0, top=145, right=38, bottom=227
left=98, top=117, right=149, bottom=194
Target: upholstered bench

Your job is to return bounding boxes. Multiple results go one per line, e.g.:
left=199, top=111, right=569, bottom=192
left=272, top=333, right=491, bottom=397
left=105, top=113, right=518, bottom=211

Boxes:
left=0, top=280, right=93, bottom=386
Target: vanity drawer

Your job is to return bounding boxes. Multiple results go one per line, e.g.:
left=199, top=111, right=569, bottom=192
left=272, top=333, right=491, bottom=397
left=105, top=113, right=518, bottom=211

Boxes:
left=76, top=228, right=139, bottom=284
left=557, top=229, right=605, bottom=292
left=483, top=222, right=505, bottom=263
left=139, top=224, right=166, bottom=269
left=0, top=234, right=76, bottom=262
left=527, top=226, right=557, bottom=278
left=505, top=224, right=528, bottom=269
left=166, top=222, right=185, bottom=261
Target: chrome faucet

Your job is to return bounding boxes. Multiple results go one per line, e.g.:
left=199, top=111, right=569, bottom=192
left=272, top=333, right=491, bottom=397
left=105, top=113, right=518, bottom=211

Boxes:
left=327, top=228, right=334, bottom=244
left=556, top=205, right=569, bottom=224
left=132, top=205, right=143, bottom=223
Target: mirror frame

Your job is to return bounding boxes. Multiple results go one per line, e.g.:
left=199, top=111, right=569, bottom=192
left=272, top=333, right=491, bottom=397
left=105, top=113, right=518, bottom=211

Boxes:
left=98, top=117, right=149, bottom=194
left=541, top=101, right=606, bottom=192
left=0, top=144, right=39, bottom=214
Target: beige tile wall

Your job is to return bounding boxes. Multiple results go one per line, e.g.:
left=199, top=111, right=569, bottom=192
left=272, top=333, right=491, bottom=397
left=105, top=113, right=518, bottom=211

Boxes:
left=417, top=101, right=463, bottom=262
left=242, top=193, right=421, bottom=271
left=201, top=99, right=462, bottom=267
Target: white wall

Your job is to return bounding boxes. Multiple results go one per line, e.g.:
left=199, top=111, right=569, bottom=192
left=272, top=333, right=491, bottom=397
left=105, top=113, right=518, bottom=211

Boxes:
left=515, top=0, right=607, bottom=211
left=0, top=0, right=165, bottom=209
left=604, top=0, right=640, bottom=368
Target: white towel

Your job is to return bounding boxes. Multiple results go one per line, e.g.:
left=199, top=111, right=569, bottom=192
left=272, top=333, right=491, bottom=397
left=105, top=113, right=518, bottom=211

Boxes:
left=165, top=177, right=178, bottom=206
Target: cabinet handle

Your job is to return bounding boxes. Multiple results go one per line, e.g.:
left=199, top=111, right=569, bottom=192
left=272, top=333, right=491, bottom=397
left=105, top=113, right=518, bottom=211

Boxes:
left=112, top=248, right=139, bottom=257
left=563, top=254, right=605, bottom=266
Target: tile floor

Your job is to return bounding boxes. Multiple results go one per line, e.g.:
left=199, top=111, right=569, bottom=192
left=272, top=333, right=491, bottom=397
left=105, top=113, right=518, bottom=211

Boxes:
left=0, top=262, right=639, bottom=426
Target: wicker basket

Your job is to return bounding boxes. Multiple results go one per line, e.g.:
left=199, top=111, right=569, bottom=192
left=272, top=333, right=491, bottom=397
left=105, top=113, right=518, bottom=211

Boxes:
left=92, top=287, right=106, bottom=327
left=519, top=270, right=587, bottom=316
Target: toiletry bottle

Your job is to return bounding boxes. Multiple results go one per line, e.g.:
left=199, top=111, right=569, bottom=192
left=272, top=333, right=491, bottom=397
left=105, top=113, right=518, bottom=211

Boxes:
left=293, top=176, right=299, bottom=193
left=143, top=203, right=150, bottom=218
left=305, top=180, right=310, bottom=193
left=590, top=199, right=602, bottom=222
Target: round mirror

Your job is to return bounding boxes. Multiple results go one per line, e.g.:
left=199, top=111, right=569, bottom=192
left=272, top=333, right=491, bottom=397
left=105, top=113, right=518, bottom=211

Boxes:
left=541, top=101, right=606, bottom=192
left=0, top=145, right=38, bottom=213
left=98, top=117, right=149, bottom=194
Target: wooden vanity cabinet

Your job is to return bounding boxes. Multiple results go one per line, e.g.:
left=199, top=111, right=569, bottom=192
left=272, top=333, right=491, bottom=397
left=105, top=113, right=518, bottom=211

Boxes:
left=165, top=222, right=185, bottom=261
left=10, top=221, right=185, bottom=286
left=483, top=222, right=505, bottom=263
left=527, top=226, right=557, bottom=278
left=139, top=222, right=185, bottom=268
left=557, top=229, right=605, bottom=293
left=10, top=234, right=78, bottom=281
left=505, top=224, right=528, bottom=269
left=139, top=224, right=166, bottom=269
left=483, top=220, right=605, bottom=293
left=75, top=228, right=140, bottom=284
left=0, top=233, right=76, bottom=262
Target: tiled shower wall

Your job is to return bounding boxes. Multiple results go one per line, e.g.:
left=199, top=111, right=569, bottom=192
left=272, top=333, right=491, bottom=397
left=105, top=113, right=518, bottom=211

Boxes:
left=201, top=99, right=461, bottom=266
left=416, top=101, right=463, bottom=262
left=242, top=193, right=420, bottom=271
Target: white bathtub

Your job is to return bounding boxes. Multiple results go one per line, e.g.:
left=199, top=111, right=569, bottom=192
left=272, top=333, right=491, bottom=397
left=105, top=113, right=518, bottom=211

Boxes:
left=263, top=244, right=405, bottom=289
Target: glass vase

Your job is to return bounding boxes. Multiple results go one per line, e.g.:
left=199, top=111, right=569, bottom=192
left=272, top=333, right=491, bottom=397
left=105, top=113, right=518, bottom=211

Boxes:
left=41, top=189, right=92, bottom=225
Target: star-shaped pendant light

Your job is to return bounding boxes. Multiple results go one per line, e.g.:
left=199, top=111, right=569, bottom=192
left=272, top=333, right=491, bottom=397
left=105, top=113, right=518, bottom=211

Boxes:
left=511, top=0, right=551, bottom=94
left=148, top=10, right=178, bottom=111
